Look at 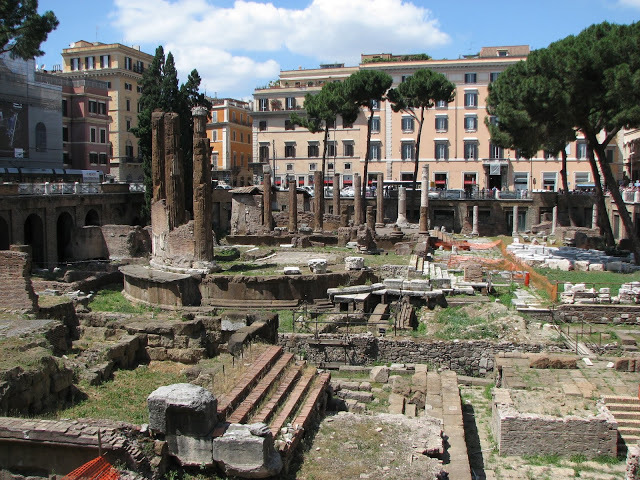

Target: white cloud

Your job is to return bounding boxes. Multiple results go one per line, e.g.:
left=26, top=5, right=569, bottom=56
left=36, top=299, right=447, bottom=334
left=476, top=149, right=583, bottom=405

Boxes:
left=111, top=0, right=450, bottom=96
left=619, top=0, right=640, bottom=7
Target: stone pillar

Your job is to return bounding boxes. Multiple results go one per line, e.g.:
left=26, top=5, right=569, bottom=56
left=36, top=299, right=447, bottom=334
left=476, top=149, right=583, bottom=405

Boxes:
left=353, top=173, right=362, bottom=226
left=592, top=203, right=598, bottom=230
left=397, top=186, right=408, bottom=226
left=333, top=173, right=341, bottom=219
left=314, top=170, right=323, bottom=233
left=288, top=180, right=297, bottom=233
left=375, top=173, right=384, bottom=227
left=472, top=205, right=479, bottom=236
left=44, top=205, right=57, bottom=269
left=164, top=112, right=184, bottom=231
left=512, top=205, right=519, bottom=236
left=366, top=205, right=375, bottom=231
left=151, top=111, right=165, bottom=202
left=419, top=165, right=429, bottom=234
left=263, top=173, right=272, bottom=230
left=192, top=106, right=213, bottom=262
left=551, top=205, right=558, bottom=235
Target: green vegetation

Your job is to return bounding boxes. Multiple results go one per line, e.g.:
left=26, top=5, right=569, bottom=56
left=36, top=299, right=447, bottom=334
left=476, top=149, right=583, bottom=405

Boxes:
left=434, top=307, right=506, bottom=340
left=0, top=335, right=52, bottom=371
left=56, top=365, right=187, bottom=424
left=0, top=0, right=58, bottom=59
left=362, top=53, right=431, bottom=63
left=88, top=284, right=155, bottom=314
left=491, top=284, right=518, bottom=307
left=277, top=309, right=294, bottom=332
left=535, top=268, right=640, bottom=297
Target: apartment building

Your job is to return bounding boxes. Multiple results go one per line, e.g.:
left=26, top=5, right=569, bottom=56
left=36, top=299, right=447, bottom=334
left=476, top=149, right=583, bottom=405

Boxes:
left=55, top=41, right=153, bottom=182
left=207, top=98, right=254, bottom=186
left=253, top=47, right=622, bottom=193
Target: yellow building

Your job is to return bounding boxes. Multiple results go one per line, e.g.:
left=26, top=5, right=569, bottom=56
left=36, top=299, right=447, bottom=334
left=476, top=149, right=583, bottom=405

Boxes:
left=55, top=41, right=153, bottom=183
left=207, top=98, right=253, bottom=186
left=253, top=47, right=623, bottom=194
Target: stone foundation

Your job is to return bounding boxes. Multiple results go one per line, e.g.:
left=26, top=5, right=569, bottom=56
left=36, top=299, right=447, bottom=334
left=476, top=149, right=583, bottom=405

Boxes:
left=0, top=249, right=38, bottom=313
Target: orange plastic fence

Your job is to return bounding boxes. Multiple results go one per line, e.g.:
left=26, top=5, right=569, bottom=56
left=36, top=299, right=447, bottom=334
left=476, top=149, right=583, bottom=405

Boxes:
left=60, top=456, right=120, bottom=480
left=498, top=241, right=557, bottom=301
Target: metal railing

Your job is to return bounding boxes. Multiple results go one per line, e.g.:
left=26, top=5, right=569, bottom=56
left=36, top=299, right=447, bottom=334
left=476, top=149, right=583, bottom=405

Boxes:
left=15, top=182, right=145, bottom=195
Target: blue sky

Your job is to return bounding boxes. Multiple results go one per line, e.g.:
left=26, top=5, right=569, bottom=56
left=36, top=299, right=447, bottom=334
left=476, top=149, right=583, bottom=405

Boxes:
left=36, top=0, right=640, bottom=100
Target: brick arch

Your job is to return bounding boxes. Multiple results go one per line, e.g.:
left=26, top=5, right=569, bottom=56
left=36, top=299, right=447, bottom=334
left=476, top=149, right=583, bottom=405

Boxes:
left=56, top=211, right=74, bottom=263
left=24, top=213, right=45, bottom=267
left=0, top=215, right=10, bottom=250
left=85, top=208, right=100, bottom=226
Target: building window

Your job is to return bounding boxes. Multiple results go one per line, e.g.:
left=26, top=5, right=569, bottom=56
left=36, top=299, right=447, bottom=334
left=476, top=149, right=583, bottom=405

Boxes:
left=490, top=72, right=501, bottom=82
left=344, top=142, right=354, bottom=157
left=88, top=100, right=97, bottom=113
left=342, top=117, right=353, bottom=128
left=247, top=134, right=251, bottom=144
left=62, top=126, right=68, bottom=142
left=344, top=162, right=351, bottom=171
left=490, top=143, right=504, bottom=159
left=63, top=152, right=70, bottom=164
left=464, top=141, right=478, bottom=160
left=85, top=56, right=95, bottom=69
left=98, top=102, right=107, bottom=115
left=124, top=57, right=132, bottom=70
left=284, top=120, right=295, bottom=131
left=89, top=152, right=98, bottom=165
left=100, top=129, right=106, bottom=143
left=464, top=115, right=478, bottom=131
left=401, top=142, right=415, bottom=161
left=134, top=60, right=144, bottom=73
left=328, top=162, right=334, bottom=171
left=464, top=91, right=478, bottom=108
left=106, top=81, right=111, bottom=88
left=233, top=152, right=237, bottom=167
left=125, top=141, right=134, bottom=159
left=62, top=99, right=67, bottom=116
left=544, top=150, right=556, bottom=159
left=309, top=163, right=316, bottom=171
left=497, top=49, right=509, bottom=57
left=514, top=172, right=528, bottom=190
left=259, top=120, right=267, bottom=131
left=401, top=116, right=414, bottom=132
left=90, top=127, right=97, bottom=143
left=124, top=82, right=132, bottom=91
left=259, top=98, right=269, bottom=112
left=285, top=97, right=296, bottom=110
left=71, top=57, right=80, bottom=70
left=435, top=116, right=448, bottom=132
left=435, top=141, right=448, bottom=160
left=308, top=143, right=319, bottom=157
left=369, top=142, right=381, bottom=160
left=327, top=141, right=337, bottom=157
left=464, top=73, right=477, bottom=84
left=240, top=132, right=244, bottom=143
left=370, top=99, right=380, bottom=110
left=434, top=173, right=448, bottom=189
left=286, top=163, right=294, bottom=171
left=259, top=145, right=269, bottom=162
left=371, top=116, right=380, bottom=133
left=575, top=172, right=590, bottom=186
left=435, top=99, right=448, bottom=109
left=100, top=55, right=110, bottom=68
left=232, top=131, right=236, bottom=141
left=35, top=122, right=47, bottom=152
left=126, top=99, right=131, bottom=111
left=577, top=141, right=587, bottom=160
left=126, top=119, right=131, bottom=131
left=284, top=144, right=296, bottom=158
left=542, top=172, right=557, bottom=191
left=99, top=152, right=108, bottom=165
left=488, top=115, right=498, bottom=126
left=232, top=111, right=236, bottom=122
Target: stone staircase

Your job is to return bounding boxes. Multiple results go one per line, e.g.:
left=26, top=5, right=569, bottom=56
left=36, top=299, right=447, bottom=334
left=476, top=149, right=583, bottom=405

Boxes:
left=603, top=394, right=640, bottom=454
left=216, top=345, right=331, bottom=462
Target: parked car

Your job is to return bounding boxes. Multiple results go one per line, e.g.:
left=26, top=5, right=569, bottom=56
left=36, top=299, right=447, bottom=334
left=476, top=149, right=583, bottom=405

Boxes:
left=340, top=186, right=354, bottom=197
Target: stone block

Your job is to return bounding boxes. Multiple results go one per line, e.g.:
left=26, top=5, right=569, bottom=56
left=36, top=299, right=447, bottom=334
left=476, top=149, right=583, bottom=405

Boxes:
left=147, top=383, right=217, bottom=436
left=212, top=423, right=283, bottom=479
left=574, top=260, right=590, bottom=272
left=307, top=258, right=328, bottom=274
left=369, top=366, right=389, bottom=383
left=388, top=393, right=405, bottom=414
left=345, top=256, right=365, bottom=270
left=589, top=263, right=604, bottom=271
left=221, top=312, right=248, bottom=332
left=283, top=266, right=301, bottom=275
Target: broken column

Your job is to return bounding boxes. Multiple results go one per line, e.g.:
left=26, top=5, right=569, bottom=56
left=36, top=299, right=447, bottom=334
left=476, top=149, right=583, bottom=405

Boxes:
left=376, top=172, right=384, bottom=227
left=472, top=205, right=479, bottom=236
left=592, top=203, right=598, bottom=230
left=366, top=205, right=375, bottom=231
left=551, top=205, right=558, bottom=235
left=353, top=173, right=362, bottom=226
left=164, top=112, right=185, bottom=230
left=397, top=186, right=408, bottom=226
left=151, top=111, right=165, bottom=202
left=512, top=205, right=519, bottom=236
left=263, top=173, right=272, bottom=231
left=333, top=173, right=341, bottom=218
left=288, top=180, right=297, bottom=233
left=314, top=170, right=323, bottom=233
left=419, top=165, right=429, bottom=234
left=192, top=106, right=214, bottom=262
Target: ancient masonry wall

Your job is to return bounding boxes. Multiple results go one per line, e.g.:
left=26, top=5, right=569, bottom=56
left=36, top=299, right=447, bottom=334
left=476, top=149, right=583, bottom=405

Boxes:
left=279, top=334, right=559, bottom=375
left=491, top=388, right=618, bottom=458
left=0, top=249, right=38, bottom=313
left=556, top=304, right=640, bottom=324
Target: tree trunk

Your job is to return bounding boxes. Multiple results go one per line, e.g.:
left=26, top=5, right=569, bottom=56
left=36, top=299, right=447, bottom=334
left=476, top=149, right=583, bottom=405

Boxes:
left=559, top=149, right=578, bottom=226
left=591, top=136, right=640, bottom=265
left=586, top=145, right=615, bottom=245
left=361, top=109, right=374, bottom=222
left=409, top=107, right=425, bottom=222
left=321, top=125, right=329, bottom=190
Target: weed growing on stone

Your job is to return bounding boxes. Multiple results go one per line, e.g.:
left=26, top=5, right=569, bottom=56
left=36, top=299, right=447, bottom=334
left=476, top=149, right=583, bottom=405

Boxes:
left=434, top=307, right=505, bottom=340
left=89, top=284, right=153, bottom=314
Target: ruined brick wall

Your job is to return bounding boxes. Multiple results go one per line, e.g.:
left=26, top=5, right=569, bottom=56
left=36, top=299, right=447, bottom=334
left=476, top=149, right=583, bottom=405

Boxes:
left=69, top=225, right=108, bottom=260
left=0, top=249, right=38, bottom=313
left=492, top=388, right=618, bottom=458
left=101, top=224, right=151, bottom=259
left=557, top=304, right=640, bottom=324
left=230, top=195, right=263, bottom=235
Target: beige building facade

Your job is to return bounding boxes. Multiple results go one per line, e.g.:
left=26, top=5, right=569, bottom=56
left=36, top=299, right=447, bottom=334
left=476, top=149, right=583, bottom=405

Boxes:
left=55, top=41, right=153, bottom=183
left=253, top=47, right=622, bottom=193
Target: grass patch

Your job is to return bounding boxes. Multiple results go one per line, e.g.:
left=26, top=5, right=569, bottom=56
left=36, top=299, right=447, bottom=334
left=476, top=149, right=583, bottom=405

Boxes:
left=522, top=454, right=562, bottom=467
left=535, top=268, right=640, bottom=297
left=56, top=363, right=187, bottom=424
left=89, top=284, right=155, bottom=314
left=277, top=309, right=294, bottom=333
left=434, top=307, right=506, bottom=340
left=491, top=284, right=518, bottom=307
left=0, top=335, right=52, bottom=372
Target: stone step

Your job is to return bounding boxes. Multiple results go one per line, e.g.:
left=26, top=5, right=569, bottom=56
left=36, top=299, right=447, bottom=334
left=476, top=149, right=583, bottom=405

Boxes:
left=610, top=411, right=640, bottom=420
left=227, top=352, right=295, bottom=424
left=619, top=426, right=640, bottom=436
left=269, top=369, right=316, bottom=436
left=425, top=371, right=443, bottom=419
left=603, top=395, right=640, bottom=404
left=203, top=298, right=300, bottom=308
left=607, top=403, right=640, bottom=413
left=217, top=345, right=283, bottom=419
left=252, top=362, right=305, bottom=425
left=616, top=418, right=640, bottom=429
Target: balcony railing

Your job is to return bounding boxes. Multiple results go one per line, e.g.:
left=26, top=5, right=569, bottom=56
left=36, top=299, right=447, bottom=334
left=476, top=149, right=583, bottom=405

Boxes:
left=14, top=182, right=145, bottom=195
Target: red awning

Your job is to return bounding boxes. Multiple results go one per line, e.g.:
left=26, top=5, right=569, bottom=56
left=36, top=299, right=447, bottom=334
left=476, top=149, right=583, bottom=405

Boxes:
left=464, top=180, right=476, bottom=185
left=343, top=180, right=352, bottom=186
left=435, top=180, right=446, bottom=185
left=324, top=179, right=333, bottom=185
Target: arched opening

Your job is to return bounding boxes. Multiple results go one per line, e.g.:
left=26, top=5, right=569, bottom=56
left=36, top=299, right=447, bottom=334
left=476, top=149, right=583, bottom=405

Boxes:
left=0, top=216, right=10, bottom=250
left=24, top=214, right=44, bottom=267
left=56, top=212, right=74, bottom=263
left=35, top=122, right=47, bottom=152
left=85, top=209, right=100, bottom=226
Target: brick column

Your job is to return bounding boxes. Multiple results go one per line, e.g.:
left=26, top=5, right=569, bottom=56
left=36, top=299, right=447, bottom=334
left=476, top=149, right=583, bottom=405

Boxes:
left=164, top=112, right=184, bottom=230
left=288, top=180, right=297, bottom=233
left=333, top=173, right=341, bottom=218
left=353, top=173, right=362, bottom=226
left=397, top=186, right=408, bottom=226
left=314, top=170, right=323, bottom=233
left=192, top=106, right=214, bottom=262
left=512, top=205, right=519, bottom=236
left=472, top=205, right=479, bottom=236
left=376, top=172, right=384, bottom=227
left=419, top=164, right=429, bottom=234
left=151, top=111, right=165, bottom=202
left=263, top=172, right=272, bottom=230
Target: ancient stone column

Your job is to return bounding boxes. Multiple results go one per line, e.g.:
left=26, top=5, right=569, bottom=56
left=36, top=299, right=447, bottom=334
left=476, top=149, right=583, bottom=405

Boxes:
left=512, top=205, right=519, bottom=236
left=192, top=106, right=213, bottom=262
left=376, top=172, right=384, bottom=228
left=263, top=173, right=272, bottom=230
left=333, top=173, right=341, bottom=219
left=314, top=170, right=323, bottom=233
left=366, top=205, right=375, bottom=231
left=472, top=205, right=479, bottom=236
left=551, top=205, right=558, bottom=235
left=288, top=180, right=297, bottom=233
left=353, top=173, right=362, bottom=226
left=592, top=203, right=598, bottom=230
left=397, top=186, right=408, bottom=226
left=419, top=165, right=429, bottom=234
left=164, top=112, right=184, bottom=231
left=151, top=111, right=165, bottom=202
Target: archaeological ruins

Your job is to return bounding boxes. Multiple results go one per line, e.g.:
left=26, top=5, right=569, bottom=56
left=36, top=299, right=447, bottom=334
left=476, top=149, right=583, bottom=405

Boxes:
left=1, top=109, right=640, bottom=480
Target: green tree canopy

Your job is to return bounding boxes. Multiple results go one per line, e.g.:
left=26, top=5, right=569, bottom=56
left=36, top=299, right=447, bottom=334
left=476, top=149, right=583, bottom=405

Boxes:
left=0, top=0, right=58, bottom=59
